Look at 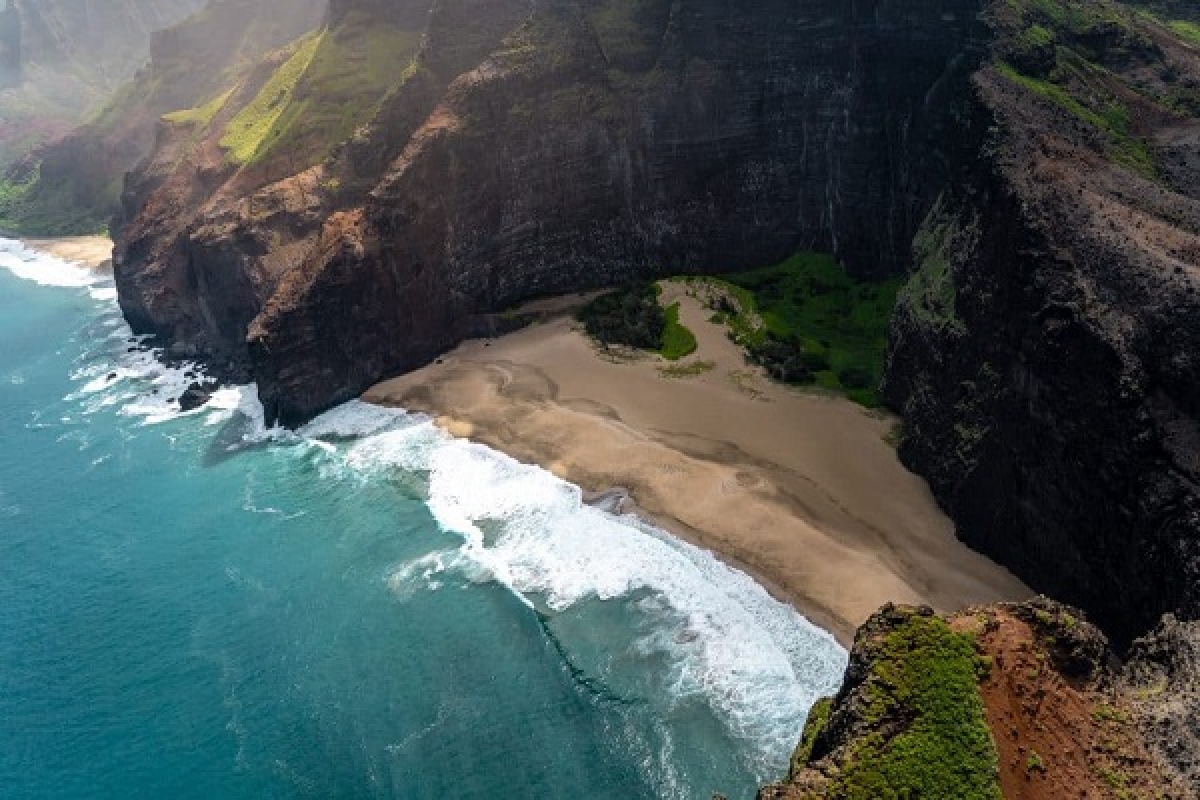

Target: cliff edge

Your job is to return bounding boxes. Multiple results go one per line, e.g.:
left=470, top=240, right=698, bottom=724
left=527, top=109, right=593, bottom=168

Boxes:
left=110, top=0, right=990, bottom=424
left=759, top=600, right=1198, bottom=799
left=885, top=0, right=1200, bottom=648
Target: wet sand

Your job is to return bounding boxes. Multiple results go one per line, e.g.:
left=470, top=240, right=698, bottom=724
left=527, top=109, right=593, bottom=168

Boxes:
left=365, top=284, right=1031, bottom=645
left=23, top=235, right=113, bottom=271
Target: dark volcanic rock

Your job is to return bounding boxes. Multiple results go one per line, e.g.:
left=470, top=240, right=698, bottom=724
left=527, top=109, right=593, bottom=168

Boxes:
left=883, top=2, right=1200, bottom=649
left=116, top=0, right=994, bottom=425
left=1124, top=615, right=1200, bottom=787
left=178, top=381, right=217, bottom=412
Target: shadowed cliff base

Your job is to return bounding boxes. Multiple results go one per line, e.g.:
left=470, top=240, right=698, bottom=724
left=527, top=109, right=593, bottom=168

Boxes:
left=365, top=287, right=1031, bottom=645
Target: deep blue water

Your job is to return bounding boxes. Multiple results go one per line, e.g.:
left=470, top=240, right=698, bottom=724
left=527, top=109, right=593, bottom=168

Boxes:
left=0, top=239, right=845, bottom=799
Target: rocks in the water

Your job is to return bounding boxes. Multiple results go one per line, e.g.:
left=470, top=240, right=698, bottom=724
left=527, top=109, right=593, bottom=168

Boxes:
left=179, top=380, right=218, bottom=412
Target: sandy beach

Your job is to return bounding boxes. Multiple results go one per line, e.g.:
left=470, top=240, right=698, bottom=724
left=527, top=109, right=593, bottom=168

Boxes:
left=366, top=284, right=1031, bottom=644
left=22, top=235, right=113, bottom=271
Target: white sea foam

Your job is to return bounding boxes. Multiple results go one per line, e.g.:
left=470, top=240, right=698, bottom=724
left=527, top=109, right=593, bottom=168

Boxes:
left=306, top=400, right=848, bottom=776
left=17, top=237, right=849, bottom=779
left=0, top=237, right=103, bottom=288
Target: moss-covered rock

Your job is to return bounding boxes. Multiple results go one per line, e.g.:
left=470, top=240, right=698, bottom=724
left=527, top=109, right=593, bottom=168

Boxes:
left=760, top=605, right=1002, bottom=800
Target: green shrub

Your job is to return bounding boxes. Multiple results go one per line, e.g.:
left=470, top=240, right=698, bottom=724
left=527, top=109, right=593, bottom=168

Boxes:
left=829, top=615, right=1002, bottom=799
left=715, top=252, right=899, bottom=406
left=578, top=284, right=666, bottom=350
left=660, top=302, right=698, bottom=361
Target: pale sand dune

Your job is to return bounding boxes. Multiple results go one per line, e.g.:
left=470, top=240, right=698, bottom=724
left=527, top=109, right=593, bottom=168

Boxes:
left=366, top=284, right=1031, bottom=644
left=23, top=235, right=113, bottom=271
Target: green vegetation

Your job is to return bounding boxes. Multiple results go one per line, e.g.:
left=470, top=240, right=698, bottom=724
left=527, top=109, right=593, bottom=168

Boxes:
left=707, top=253, right=899, bottom=407
left=899, top=201, right=965, bottom=335
left=788, top=697, right=833, bottom=778
left=1101, top=767, right=1129, bottom=790
left=163, top=88, right=234, bottom=128
left=658, top=360, right=715, bottom=378
left=826, top=614, right=1002, bottom=799
left=219, top=12, right=420, bottom=170
left=248, top=14, right=419, bottom=169
left=660, top=302, right=698, bottom=361
left=220, top=32, right=323, bottom=165
left=994, top=0, right=1182, bottom=177
left=578, top=284, right=698, bottom=361
left=1006, top=0, right=1132, bottom=37
left=1092, top=703, right=1130, bottom=724
left=0, top=170, right=34, bottom=232
left=996, top=61, right=1157, bottom=177
left=578, top=283, right=667, bottom=351
left=1026, top=750, right=1046, bottom=773
left=1168, top=19, right=1200, bottom=45
left=0, top=164, right=110, bottom=236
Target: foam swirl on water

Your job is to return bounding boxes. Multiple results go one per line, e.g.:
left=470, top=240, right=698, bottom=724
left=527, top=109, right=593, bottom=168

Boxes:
left=15, top=237, right=849, bottom=784
left=0, top=237, right=102, bottom=288
left=305, top=401, right=848, bottom=776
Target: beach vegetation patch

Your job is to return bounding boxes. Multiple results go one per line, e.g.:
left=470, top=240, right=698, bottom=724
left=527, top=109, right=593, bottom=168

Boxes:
left=700, top=252, right=899, bottom=407
left=578, top=283, right=699, bottom=361
left=659, top=302, right=698, bottom=360
left=658, top=360, right=715, bottom=378
left=578, top=283, right=667, bottom=351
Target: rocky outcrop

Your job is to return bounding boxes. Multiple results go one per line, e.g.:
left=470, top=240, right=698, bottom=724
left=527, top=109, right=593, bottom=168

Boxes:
left=760, top=600, right=1196, bottom=799
left=884, top=0, right=1200, bottom=649
left=115, top=0, right=993, bottom=424
left=1124, top=614, right=1200, bottom=787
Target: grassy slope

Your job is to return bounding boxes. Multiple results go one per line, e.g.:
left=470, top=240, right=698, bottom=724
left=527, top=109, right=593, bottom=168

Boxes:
left=219, top=32, right=323, bottom=164
left=162, top=87, right=234, bottom=127
left=577, top=283, right=699, bottom=361
left=798, top=615, right=1001, bottom=800
left=660, top=302, right=698, bottom=361
left=997, top=0, right=1200, bottom=178
left=218, top=12, right=420, bottom=170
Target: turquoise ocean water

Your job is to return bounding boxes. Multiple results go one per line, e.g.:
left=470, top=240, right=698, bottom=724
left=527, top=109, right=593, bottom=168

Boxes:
left=0, top=238, right=845, bottom=799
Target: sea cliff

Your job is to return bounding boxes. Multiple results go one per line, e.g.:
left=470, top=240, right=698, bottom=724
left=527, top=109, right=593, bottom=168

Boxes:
left=9, top=0, right=1200, bottom=794
left=108, top=0, right=990, bottom=424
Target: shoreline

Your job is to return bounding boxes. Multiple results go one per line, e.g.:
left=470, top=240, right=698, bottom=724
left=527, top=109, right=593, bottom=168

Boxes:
left=19, top=234, right=114, bottom=271
left=366, top=285, right=1032, bottom=646
left=14, top=230, right=1029, bottom=646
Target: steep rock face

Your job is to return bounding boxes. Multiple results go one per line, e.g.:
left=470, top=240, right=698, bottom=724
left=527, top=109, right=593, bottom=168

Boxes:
left=116, top=0, right=993, bottom=425
left=759, top=600, right=1196, bottom=799
left=1125, top=615, right=1200, bottom=786
left=884, top=0, right=1200, bottom=648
